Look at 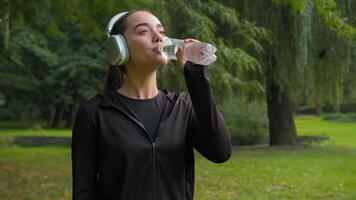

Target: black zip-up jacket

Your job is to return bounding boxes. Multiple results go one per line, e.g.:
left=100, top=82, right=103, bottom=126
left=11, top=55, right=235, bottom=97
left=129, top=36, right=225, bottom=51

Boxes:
left=72, top=62, right=232, bottom=200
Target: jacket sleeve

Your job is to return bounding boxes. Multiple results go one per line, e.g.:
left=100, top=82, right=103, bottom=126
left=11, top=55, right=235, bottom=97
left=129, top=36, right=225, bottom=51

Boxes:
left=71, top=104, right=98, bottom=200
left=183, top=61, right=232, bottom=163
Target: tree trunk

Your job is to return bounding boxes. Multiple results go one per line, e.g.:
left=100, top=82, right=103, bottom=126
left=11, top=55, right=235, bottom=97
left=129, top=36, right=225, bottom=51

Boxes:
left=266, top=53, right=297, bottom=145
left=313, top=97, right=323, bottom=116
left=65, top=103, right=78, bottom=128
left=50, top=102, right=65, bottom=128
left=48, top=104, right=56, bottom=127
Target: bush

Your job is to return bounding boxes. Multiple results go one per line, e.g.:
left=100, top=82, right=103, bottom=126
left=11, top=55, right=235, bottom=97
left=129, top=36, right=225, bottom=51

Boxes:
left=340, top=101, right=356, bottom=113
left=220, top=98, right=268, bottom=145
left=298, top=105, right=317, bottom=115
left=322, top=101, right=356, bottom=113
left=322, top=113, right=356, bottom=122
left=322, top=102, right=335, bottom=113
left=0, top=121, right=29, bottom=129
left=298, top=101, right=356, bottom=115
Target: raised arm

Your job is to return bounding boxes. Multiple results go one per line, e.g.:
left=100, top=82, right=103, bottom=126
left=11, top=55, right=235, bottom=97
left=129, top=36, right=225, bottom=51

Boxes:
left=184, top=61, right=232, bottom=163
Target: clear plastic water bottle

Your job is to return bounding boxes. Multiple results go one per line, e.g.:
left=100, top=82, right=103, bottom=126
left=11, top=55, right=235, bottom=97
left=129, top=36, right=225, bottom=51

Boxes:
left=160, top=37, right=217, bottom=66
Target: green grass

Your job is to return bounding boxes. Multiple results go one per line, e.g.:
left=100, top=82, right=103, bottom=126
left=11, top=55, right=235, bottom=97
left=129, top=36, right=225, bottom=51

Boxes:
left=295, top=115, right=356, bottom=148
left=0, top=129, right=71, bottom=137
left=195, top=146, right=356, bottom=200
left=0, top=147, right=72, bottom=200
left=0, top=146, right=355, bottom=200
left=0, top=116, right=355, bottom=199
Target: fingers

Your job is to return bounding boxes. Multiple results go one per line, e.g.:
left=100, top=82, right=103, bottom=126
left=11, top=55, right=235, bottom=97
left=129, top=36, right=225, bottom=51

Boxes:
left=175, top=38, right=200, bottom=70
left=176, top=45, right=184, bottom=56
left=184, top=38, right=200, bottom=43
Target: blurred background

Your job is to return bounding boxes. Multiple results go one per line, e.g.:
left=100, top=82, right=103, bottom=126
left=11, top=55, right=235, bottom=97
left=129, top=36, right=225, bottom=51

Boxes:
left=0, top=0, right=355, bottom=199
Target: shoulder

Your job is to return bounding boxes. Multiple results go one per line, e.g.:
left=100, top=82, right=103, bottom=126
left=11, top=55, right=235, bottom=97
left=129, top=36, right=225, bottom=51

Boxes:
left=76, top=92, right=110, bottom=122
left=161, top=89, right=192, bottom=108
left=79, top=94, right=102, bottom=112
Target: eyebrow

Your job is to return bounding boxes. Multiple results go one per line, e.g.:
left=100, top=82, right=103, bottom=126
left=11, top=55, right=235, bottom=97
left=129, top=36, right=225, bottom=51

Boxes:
left=133, top=23, right=163, bottom=30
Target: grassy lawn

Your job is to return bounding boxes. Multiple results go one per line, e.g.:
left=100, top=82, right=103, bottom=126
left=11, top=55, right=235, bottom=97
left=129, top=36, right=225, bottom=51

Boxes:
left=195, top=146, right=356, bottom=200
left=1, top=146, right=355, bottom=200
left=295, top=115, right=356, bottom=148
left=0, top=116, right=355, bottom=199
left=0, top=147, right=71, bottom=200
left=0, top=129, right=71, bottom=137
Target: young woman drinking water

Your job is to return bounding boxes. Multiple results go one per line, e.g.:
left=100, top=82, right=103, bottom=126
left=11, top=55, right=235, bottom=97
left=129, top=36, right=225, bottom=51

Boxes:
left=72, top=10, right=232, bottom=200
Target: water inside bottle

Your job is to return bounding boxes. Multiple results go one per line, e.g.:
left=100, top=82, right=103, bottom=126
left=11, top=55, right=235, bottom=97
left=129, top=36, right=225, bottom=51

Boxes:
left=161, top=44, right=178, bottom=60
left=160, top=37, right=185, bottom=60
left=160, top=37, right=218, bottom=65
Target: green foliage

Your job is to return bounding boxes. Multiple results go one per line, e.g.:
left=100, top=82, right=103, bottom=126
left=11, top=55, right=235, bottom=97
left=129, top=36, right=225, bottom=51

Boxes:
left=272, top=0, right=356, bottom=38
left=160, top=0, right=270, bottom=103
left=0, top=28, right=57, bottom=122
left=0, top=0, right=272, bottom=125
left=48, top=41, right=106, bottom=105
left=1, top=0, right=355, bottom=129
left=239, top=0, right=356, bottom=111
left=298, top=105, right=318, bottom=115
left=339, top=101, right=356, bottom=113
left=272, top=0, right=308, bottom=13
left=220, top=98, right=268, bottom=145
left=315, top=0, right=356, bottom=38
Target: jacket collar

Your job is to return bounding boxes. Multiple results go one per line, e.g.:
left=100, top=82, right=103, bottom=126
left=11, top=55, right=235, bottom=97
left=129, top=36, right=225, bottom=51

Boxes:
left=97, top=89, right=177, bottom=124
left=96, top=89, right=177, bottom=142
left=98, top=89, right=175, bottom=109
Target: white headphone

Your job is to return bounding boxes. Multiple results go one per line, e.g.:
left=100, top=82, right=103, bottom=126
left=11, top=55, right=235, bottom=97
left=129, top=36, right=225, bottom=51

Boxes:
left=105, top=12, right=130, bottom=66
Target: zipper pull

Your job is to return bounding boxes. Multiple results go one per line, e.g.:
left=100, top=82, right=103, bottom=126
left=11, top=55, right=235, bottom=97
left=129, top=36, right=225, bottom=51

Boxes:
left=152, top=142, right=156, bottom=151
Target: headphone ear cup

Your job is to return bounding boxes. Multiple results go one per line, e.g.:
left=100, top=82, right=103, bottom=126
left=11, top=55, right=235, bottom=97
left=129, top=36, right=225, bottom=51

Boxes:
left=105, top=34, right=130, bottom=66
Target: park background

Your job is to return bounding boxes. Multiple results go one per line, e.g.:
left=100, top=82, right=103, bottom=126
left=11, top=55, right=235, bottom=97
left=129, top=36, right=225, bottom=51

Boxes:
left=0, top=0, right=355, bottom=199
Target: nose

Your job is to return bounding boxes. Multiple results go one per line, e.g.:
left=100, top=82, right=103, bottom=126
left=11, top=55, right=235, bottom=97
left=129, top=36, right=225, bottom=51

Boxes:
left=152, top=30, right=163, bottom=43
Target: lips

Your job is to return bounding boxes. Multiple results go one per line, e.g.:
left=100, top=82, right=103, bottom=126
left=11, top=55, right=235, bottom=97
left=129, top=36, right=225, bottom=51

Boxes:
left=152, top=46, right=161, bottom=53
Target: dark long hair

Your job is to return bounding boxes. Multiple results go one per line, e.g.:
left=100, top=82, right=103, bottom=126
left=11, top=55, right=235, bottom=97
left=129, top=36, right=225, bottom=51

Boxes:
left=104, top=11, right=136, bottom=93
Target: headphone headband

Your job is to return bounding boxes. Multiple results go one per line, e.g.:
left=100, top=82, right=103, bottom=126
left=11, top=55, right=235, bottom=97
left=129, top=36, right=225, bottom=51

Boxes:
left=106, top=11, right=129, bottom=37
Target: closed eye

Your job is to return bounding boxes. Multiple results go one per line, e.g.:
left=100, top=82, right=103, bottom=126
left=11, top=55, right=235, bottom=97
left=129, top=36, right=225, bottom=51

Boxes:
left=139, top=30, right=149, bottom=34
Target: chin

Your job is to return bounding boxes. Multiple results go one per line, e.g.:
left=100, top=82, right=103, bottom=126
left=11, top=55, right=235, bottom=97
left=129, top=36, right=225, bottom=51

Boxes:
left=153, top=57, right=169, bottom=66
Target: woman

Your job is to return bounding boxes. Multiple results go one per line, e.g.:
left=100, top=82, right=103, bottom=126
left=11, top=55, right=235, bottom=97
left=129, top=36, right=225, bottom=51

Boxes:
left=72, top=10, right=231, bottom=200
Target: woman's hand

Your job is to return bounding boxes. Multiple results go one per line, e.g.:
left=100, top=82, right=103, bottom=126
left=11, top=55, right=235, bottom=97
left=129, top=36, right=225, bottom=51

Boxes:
left=176, top=38, right=201, bottom=70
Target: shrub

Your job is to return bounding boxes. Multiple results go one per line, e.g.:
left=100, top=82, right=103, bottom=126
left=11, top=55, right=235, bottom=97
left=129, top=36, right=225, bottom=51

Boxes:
left=298, top=101, right=356, bottom=115
left=340, top=101, right=356, bottom=113
left=322, top=113, right=356, bottom=122
left=220, top=98, right=268, bottom=145
left=298, top=105, right=317, bottom=115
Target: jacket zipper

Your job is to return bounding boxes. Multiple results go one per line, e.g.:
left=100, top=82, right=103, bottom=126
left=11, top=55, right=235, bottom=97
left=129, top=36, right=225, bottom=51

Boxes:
left=101, top=97, right=164, bottom=200
left=153, top=142, right=157, bottom=200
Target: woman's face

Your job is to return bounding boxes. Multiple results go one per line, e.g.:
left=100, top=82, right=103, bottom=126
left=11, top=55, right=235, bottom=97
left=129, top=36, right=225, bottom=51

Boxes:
left=123, top=11, right=168, bottom=68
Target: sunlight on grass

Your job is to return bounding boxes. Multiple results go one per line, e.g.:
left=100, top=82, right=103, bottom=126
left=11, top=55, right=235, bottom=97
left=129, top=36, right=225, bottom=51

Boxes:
left=295, top=116, right=356, bottom=148
left=194, top=147, right=356, bottom=200
left=0, top=129, right=71, bottom=137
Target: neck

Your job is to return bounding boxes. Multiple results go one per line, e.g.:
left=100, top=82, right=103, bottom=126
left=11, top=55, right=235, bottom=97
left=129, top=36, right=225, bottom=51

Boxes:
left=118, top=64, right=158, bottom=99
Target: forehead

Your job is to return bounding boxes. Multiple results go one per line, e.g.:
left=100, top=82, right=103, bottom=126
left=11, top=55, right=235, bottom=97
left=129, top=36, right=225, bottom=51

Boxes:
left=126, top=11, right=163, bottom=29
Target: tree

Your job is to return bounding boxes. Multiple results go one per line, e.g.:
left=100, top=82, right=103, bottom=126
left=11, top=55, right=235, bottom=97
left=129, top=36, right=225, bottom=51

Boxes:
left=224, top=0, right=356, bottom=145
left=160, top=0, right=270, bottom=103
